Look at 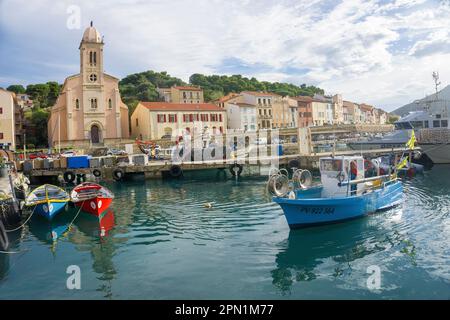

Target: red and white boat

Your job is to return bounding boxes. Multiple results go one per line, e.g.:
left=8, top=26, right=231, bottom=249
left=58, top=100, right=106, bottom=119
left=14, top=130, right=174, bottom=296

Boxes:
left=70, top=182, right=114, bottom=216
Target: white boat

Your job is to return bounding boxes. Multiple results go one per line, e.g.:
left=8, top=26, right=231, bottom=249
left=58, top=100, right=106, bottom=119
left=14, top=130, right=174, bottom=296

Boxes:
left=350, top=74, right=450, bottom=164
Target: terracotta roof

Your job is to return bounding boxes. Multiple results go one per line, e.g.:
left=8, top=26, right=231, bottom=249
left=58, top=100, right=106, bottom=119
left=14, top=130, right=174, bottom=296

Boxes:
left=241, top=91, right=280, bottom=97
left=216, top=93, right=240, bottom=103
left=359, top=104, right=374, bottom=111
left=173, top=86, right=202, bottom=91
left=292, top=96, right=313, bottom=102
left=140, top=102, right=224, bottom=112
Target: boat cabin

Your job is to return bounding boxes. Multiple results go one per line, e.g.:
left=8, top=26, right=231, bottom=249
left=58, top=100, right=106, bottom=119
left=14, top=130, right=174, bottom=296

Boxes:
left=319, top=156, right=365, bottom=197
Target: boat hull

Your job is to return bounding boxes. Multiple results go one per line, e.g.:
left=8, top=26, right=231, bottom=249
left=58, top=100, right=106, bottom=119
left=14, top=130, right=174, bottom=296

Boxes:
left=274, top=181, right=403, bottom=229
left=419, top=143, right=450, bottom=164
left=74, top=197, right=112, bottom=217
left=34, top=201, right=67, bottom=221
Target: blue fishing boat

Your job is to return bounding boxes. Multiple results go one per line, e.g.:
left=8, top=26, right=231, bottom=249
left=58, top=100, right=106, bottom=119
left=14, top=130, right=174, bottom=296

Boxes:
left=271, top=156, right=403, bottom=229
left=25, top=184, right=70, bottom=220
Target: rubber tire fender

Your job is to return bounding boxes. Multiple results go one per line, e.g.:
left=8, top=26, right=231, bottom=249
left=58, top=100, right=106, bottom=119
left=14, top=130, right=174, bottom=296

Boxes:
left=113, top=168, right=125, bottom=181
left=63, top=171, right=76, bottom=183
left=169, top=165, right=183, bottom=178
left=229, top=164, right=243, bottom=177
left=92, top=169, right=102, bottom=178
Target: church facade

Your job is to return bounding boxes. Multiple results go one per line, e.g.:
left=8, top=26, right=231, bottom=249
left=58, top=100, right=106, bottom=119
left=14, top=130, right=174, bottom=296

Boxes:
left=48, top=23, right=129, bottom=148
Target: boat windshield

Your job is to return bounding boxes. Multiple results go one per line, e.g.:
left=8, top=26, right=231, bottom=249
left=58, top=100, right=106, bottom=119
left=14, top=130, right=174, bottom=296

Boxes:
left=394, top=122, right=413, bottom=130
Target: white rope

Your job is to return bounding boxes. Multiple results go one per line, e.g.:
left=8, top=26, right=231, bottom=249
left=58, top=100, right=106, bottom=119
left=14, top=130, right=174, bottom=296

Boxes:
left=0, top=249, right=29, bottom=254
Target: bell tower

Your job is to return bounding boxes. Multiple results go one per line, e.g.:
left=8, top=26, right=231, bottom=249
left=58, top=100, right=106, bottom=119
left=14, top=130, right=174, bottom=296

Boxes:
left=79, top=21, right=104, bottom=86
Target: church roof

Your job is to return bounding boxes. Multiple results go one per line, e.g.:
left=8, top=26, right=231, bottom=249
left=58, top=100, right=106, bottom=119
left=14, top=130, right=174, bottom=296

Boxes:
left=82, top=22, right=102, bottom=43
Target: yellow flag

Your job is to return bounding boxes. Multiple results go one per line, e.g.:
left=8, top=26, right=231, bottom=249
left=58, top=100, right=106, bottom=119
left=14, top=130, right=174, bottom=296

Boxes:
left=396, top=156, right=408, bottom=170
left=406, top=130, right=416, bottom=150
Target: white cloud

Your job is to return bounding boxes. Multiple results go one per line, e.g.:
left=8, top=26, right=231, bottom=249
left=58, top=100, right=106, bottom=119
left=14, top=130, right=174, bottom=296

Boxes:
left=1, top=0, right=450, bottom=111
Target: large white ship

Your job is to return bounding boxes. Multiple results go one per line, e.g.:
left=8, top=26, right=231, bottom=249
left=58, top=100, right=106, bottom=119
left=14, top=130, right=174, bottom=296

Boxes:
left=349, top=73, right=450, bottom=165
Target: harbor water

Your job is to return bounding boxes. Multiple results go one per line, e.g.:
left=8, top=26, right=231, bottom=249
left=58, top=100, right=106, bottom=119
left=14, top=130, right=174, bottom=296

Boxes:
left=0, top=166, right=449, bottom=299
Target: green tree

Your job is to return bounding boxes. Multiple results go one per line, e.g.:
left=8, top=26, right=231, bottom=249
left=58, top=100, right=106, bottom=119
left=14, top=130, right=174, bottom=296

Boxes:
left=6, top=84, right=26, bottom=94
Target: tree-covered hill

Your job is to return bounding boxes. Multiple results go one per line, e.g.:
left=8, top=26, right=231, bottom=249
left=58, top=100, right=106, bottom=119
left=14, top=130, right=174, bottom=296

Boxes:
left=189, top=73, right=324, bottom=101
left=119, top=70, right=325, bottom=114
left=119, top=70, right=186, bottom=113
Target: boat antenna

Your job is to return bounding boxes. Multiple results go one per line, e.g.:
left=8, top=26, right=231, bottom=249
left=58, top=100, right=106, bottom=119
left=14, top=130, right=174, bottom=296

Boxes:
left=432, top=71, right=441, bottom=101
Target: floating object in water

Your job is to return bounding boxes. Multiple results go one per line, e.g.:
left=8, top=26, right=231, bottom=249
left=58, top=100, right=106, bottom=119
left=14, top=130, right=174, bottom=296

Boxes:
left=203, top=202, right=213, bottom=209
left=271, top=156, right=403, bottom=229
left=70, top=182, right=114, bottom=217
left=25, top=185, right=70, bottom=221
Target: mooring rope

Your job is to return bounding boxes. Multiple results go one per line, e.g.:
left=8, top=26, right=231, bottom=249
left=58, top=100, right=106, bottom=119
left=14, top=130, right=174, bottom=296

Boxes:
left=64, top=201, right=85, bottom=234
left=5, top=205, right=37, bottom=233
left=0, top=249, right=29, bottom=254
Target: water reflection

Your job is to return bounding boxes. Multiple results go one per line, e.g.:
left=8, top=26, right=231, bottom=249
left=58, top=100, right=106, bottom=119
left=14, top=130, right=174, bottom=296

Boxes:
left=28, top=212, right=72, bottom=253
left=271, top=208, right=416, bottom=295
left=70, top=210, right=117, bottom=299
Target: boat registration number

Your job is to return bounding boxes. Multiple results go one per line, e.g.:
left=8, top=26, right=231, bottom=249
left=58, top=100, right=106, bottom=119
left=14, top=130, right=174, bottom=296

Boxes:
left=300, top=207, right=335, bottom=214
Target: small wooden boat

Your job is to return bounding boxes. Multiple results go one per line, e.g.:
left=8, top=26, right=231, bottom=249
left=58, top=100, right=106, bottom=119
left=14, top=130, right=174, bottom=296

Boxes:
left=271, top=156, right=403, bottom=229
left=70, top=182, right=114, bottom=216
left=25, top=184, right=70, bottom=220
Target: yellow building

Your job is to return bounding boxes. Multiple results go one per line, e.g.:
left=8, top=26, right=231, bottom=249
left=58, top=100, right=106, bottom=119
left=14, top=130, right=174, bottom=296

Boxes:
left=157, top=86, right=204, bottom=104
left=0, top=89, right=18, bottom=150
left=240, top=91, right=276, bottom=129
left=272, top=96, right=294, bottom=129
left=47, top=22, right=129, bottom=148
left=311, top=100, right=329, bottom=126
left=131, top=102, right=227, bottom=140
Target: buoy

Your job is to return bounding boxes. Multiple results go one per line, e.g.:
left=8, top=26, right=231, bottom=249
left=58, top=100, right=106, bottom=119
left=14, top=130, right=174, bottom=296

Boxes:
left=113, top=168, right=125, bottom=181
left=63, top=171, right=76, bottom=184
left=0, top=220, right=9, bottom=251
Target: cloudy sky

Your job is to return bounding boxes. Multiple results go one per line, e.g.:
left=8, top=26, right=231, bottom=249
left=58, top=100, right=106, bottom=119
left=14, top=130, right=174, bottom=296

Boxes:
left=1, top=0, right=450, bottom=111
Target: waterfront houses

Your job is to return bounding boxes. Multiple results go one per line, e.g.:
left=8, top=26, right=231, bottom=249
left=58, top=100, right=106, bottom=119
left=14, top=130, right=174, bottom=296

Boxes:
left=157, top=86, right=204, bottom=104
left=0, top=89, right=24, bottom=150
left=226, top=102, right=257, bottom=132
left=131, top=102, right=227, bottom=140
left=47, top=23, right=130, bottom=148
left=240, top=91, right=276, bottom=129
left=15, top=93, right=34, bottom=111
left=293, top=96, right=313, bottom=128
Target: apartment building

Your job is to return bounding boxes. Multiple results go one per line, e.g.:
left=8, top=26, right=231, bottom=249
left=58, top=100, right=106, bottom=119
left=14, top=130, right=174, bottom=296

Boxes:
left=157, top=86, right=204, bottom=104
left=131, top=102, right=226, bottom=140
left=0, top=89, right=24, bottom=150
left=240, top=91, right=276, bottom=129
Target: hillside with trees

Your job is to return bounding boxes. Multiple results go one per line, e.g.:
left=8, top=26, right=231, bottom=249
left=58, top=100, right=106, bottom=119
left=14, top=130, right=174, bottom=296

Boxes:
left=7, top=82, right=61, bottom=148
left=119, top=70, right=186, bottom=114
left=119, top=70, right=325, bottom=114
left=189, top=73, right=324, bottom=101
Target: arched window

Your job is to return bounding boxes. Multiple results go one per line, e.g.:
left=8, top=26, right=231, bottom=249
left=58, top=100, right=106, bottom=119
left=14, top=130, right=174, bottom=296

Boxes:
left=93, top=52, right=97, bottom=65
left=89, top=52, right=93, bottom=64
left=75, top=99, right=79, bottom=109
left=108, top=98, right=112, bottom=109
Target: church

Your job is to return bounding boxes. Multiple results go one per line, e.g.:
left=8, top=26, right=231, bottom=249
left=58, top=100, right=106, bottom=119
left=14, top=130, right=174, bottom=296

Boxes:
left=48, top=22, right=129, bottom=148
